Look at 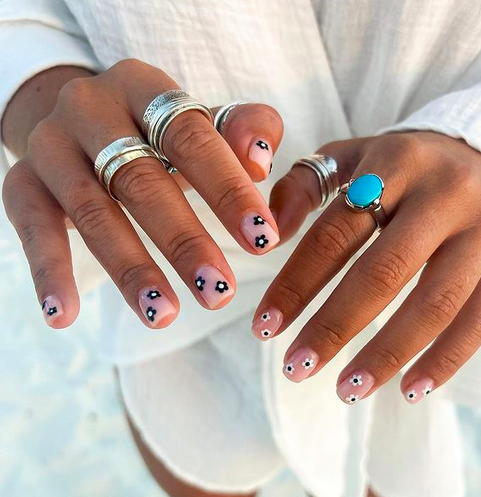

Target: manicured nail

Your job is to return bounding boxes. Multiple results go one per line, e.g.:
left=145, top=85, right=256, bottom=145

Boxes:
left=249, top=138, right=273, bottom=176
left=337, top=371, right=375, bottom=405
left=41, top=295, right=63, bottom=326
left=240, top=213, right=279, bottom=253
left=403, top=378, right=434, bottom=404
left=138, top=287, right=177, bottom=328
left=252, top=308, right=283, bottom=341
left=194, top=265, right=235, bottom=309
left=283, top=347, right=319, bottom=383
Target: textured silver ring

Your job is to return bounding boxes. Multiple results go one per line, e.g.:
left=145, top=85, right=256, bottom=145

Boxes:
left=214, top=101, right=248, bottom=135
left=292, top=154, right=340, bottom=209
left=142, top=90, right=214, bottom=174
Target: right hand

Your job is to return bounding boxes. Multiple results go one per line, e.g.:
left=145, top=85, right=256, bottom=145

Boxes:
left=2, top=59, right=283, bottom=329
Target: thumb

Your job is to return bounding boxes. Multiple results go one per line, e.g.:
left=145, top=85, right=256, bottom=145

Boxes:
left=214, top=103, right=284, bottom=182
left=269, top=137, right=372, bottom=243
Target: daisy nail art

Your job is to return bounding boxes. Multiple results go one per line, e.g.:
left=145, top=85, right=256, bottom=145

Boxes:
left=283, top=347, right=319, bottom=383
left=251, top=308, right=283, bottom=341
left=41, top=295, right=63, bottom=326
left=138, top=287, right=177, bottom=328
left=194, top=265, right=235, bottom=309
left=403, top=378, right=435, bottom=404
left=249, top=138, right=273, bottom=177
left=337, top=371, right=375, bottom=405
left=240, top=212, right=279, bottom=254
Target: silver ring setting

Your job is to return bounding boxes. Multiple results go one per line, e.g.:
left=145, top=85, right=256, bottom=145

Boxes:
left=214, top=101, right=248, bottom=135
left=94, top=136, right=161, bottom=201
left=339, top=173, right=387, bottom=231
left=142, top=90, right=214, bottom=173
left=292, top=154, right=340, bottom=209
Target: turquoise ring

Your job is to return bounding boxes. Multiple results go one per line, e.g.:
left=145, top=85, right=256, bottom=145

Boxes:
left=340, top=173, right=387, bottom=231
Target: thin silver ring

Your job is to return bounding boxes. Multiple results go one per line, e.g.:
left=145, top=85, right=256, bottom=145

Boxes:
left=292, top=154, right=340, bottom=209
left=214, top=101, right=248, bottom=135
left=142, top=90, right=214, bottom=174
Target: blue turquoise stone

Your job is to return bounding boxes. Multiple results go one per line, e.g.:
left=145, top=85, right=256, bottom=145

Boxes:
left=347, top=174, right=383, bottom=208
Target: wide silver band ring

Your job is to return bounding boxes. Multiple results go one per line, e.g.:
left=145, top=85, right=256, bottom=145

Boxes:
left=142, top=90, right=214, bottom=174
left=292, top=154, right=340, bottom=209
left=339, top=173, right=387, bottom=231
left=214, top=101, right=248, bottom=135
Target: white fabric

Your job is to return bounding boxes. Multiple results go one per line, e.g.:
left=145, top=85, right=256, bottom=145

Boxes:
left=1, top=0, right=481, bottom=496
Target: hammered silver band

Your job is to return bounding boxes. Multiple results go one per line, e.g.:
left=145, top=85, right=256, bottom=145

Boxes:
left=292, top=154, right=340, bottom=209
left=214, top=101, right=248, bottom=135
left=142, top=90, right=214, bottom=173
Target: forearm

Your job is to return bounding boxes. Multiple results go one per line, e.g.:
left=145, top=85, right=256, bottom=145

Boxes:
left=1, top=65, right=95, bottom=158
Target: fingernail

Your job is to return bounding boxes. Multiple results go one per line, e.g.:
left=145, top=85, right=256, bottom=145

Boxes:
left=194, top=265, right=235, bottom=309
left=249, top=138, right=273, bottom=176
left=41, top=295, right=63, bottom=326
left=240, top=213, right=279, bottom=253
left=403, top=378, right=435, bottom=404
left=283, top=347, right=319, bottom=383
left=336, top=370, right=375, bottom=404
left=252, top=307, right=283, bottom=341
left=138, top=287, right=177, bottom=328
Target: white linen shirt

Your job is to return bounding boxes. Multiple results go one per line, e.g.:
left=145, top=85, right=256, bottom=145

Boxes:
left=1, top=1, right=480, bottom=496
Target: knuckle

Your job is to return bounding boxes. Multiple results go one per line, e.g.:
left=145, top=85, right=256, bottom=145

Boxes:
left=167, top=231, right=210, bottom=266
left=434, top=348, right=463, bottom=377
left=420, top=288, right=461, bottom=325
left=69, top=197, right=111, bottom=236
left=167, top=116, right=218, bottom=159
left=358, top=248, right=411, bottom=296
left=370, top=346, right=403, bottom=372
left=310, top=217, right=354, bottom=264
left=214, top=180, right=253, bottom=211
left=115, top=260, right=153, bottom=290
left=272, top=279, right=305, bottom=310
left=110, top=58, right=146, bottom=74
left=32, top=260, right=63, bottom=287
left=310, top=320, right=345, bottom=349
left=57, top=77, right=95, bottom=107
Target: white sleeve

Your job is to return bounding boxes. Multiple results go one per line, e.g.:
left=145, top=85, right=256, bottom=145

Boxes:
left=377, top=82, right=481, bottom=153
left=0, top=0, right=102, bottom=171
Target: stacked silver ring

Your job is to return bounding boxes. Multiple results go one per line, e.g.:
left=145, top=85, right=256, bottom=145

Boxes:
left=94, top=136, right=160, bottom=200
left=214, top=101, right=248, bottom=135
left=142, top=89, right=214, bottom=174
left=292, top=154, right=340, bottom=209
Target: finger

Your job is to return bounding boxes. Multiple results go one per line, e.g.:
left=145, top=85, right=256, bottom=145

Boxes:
left=29, top=123, right=179, bottom=329
left=269, top=138, right=370, bottom=243
left=2, top=161, right=79, bottom=329
left=215, top=103, right=284, bottom=182
left=335, top=229, right=481, bottom=404
left=281, top=200, right=452, bottom=383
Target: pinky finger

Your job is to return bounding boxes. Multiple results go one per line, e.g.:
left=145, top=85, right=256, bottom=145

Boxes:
left=2, top=162, right=79, bottom=329
left=400, top=276, right=481, bottom=404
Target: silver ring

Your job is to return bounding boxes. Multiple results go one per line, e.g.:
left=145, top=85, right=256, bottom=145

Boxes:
left=339, top=173, right=387, bottom=231
left=103, top=148, right=161, bottom=200
left=292, top=154, right=340, bottom=209
left=214, top=101, right=248, bottom=135
left=142, top=90, right=214, bottom=174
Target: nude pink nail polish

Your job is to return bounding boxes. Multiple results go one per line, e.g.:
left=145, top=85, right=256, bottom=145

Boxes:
left=240, top=213, right=279, bottom=253
left=248, top=138, right=273, bottom=176
left=41, top=295, right=63, bottom=326
left=194, top=265, right=235, bottom=309
left=138, top=287, right=177, bottom=328
left=283, top=347, right=319, bottom=383
left=403, top=378, right=435, bottom=404
left=336, top=371, right=375, bottom=404
left=251, top=307, right=283, bottom=341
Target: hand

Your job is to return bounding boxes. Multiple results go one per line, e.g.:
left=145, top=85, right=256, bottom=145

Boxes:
left=253, top=131, right=481, bottom=404
left=2, top=59, right=283, bottom=329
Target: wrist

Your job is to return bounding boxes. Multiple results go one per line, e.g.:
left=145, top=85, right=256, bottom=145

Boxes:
left=1, top=65, right=95, bottom=158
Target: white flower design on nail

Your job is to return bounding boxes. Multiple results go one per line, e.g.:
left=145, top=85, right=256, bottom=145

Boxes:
left=302, top=357, right=315, bottom=369
left=284, top=362, right=295, bottom=375
left=422, top=385, right=432, bottom=396
left=261, top=312, right=271, bottom=322
left=345, top=394, right=359, bottom=403
left=349, top=374, right=363, bottom=386
left=260, top=328, right=271, bottom=338
left=406, top=389, right=417, bottom=401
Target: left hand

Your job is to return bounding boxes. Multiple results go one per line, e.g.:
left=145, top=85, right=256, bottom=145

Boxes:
left=253, top=131, right=481, bottom=404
